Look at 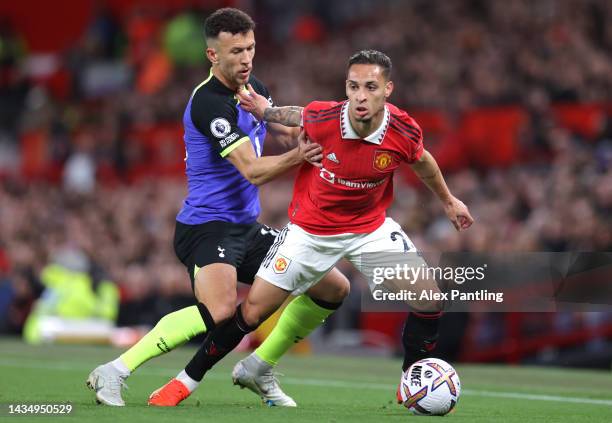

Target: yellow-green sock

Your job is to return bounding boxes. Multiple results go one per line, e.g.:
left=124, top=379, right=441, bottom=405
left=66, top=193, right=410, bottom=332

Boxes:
left=120, top=305, right=206, bottom=372
left=255, top=295, right=337, bottom=366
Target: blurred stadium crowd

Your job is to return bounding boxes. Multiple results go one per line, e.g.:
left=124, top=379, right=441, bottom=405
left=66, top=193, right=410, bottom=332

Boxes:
left=0, top=0, right=611, bottom=364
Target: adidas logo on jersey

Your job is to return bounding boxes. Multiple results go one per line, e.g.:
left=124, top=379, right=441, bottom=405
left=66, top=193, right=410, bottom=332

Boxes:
left=326, top=152, right=340, bottom=163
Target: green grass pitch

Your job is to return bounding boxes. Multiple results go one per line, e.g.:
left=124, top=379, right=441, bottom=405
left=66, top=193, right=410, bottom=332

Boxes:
left=0, top=338, right=611, bottom=422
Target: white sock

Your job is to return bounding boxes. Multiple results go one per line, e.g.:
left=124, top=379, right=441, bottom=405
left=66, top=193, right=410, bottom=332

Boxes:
left=111, top=358, right=131, bottom=375
left=176, top=369, right=200, bottom=393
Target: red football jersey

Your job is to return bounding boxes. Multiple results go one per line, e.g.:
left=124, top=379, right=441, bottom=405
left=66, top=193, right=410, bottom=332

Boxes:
left=288, top=100, right=424, bottom=235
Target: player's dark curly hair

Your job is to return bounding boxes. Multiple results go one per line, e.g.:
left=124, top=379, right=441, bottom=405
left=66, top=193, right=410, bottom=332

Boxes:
left=204, top=8, right=255, bottom=40
left=347, top=50, right=392, bottom=80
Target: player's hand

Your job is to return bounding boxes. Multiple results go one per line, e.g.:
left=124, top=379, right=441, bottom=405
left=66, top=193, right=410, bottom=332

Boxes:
left=237, top=84, right=269, bottom=121
left=443, top=196, right=474, bottom=231
left=297, top=130, right=323, bottom=168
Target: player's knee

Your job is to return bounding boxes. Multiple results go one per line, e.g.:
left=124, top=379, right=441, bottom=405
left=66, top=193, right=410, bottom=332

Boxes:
left=207, top=301, right=237, bottom=325
left=241, top=299, right=265, bottom=327
left=309, top=269, right=350, bottom=303
left=411, top=298, right=444, bottom=313
left=324, top=270, right=350, bottom=303
left=241, top=307, right=261, bottom=328
left=193, top=286, right=237, bottom=324
left=330, top=275, right=350, bottom=302
left=409, top=280, right=444, bottom=313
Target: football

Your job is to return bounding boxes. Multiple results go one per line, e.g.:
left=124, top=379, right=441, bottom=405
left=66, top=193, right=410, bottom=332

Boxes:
left=398, top=358, right=461, bottom=416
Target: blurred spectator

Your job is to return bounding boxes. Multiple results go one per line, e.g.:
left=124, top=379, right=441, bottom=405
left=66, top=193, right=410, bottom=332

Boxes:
left=163, top=12, right=204, bottom=67
left=22, top=246, right=119, bottom=344
left=63, top=131, right=96, bottom=194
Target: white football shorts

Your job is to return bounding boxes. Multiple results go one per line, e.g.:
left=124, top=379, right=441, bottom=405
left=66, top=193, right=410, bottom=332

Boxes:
left=256, top=217, right=425, bottom=294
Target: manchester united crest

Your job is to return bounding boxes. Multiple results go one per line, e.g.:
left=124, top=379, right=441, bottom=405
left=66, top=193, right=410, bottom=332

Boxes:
left=373, top=151, right=393, bottom=171
left=273, top=255, right=291, bottom=274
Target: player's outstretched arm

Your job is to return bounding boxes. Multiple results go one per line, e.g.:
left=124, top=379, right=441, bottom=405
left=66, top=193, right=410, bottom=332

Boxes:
left=410, top=149, right=474, bottom=231
left=263, top=107, right=303, bottom=127
left=226, top=132, right=322, bottom=186
left=238, top=84, right=303, bottom=127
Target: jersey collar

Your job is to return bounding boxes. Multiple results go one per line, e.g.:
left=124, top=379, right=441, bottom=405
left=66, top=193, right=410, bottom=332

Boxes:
left=205, top=68, right=245, bottom=97
left=340, top=101, right=390, bottom=145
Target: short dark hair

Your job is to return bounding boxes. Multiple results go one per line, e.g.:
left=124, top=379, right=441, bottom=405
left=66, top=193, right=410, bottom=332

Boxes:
left=204, top=8, right=255, bottom=40
left=347, top=50, right=392, bottom=80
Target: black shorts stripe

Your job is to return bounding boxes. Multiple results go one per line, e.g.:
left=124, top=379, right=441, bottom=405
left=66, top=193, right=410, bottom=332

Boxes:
left=260, top=224, right=280, bottom=237
left=390, top=116, right=421, bottom=138
left=261, top=226, right=287, bottom=268
left=389, top=123, right=420, bottom=145
left=262, top=226, right=288, bottom=268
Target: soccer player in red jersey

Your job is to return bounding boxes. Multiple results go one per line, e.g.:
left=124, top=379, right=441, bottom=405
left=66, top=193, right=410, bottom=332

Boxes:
left=161, top=50, right=474, bottom=405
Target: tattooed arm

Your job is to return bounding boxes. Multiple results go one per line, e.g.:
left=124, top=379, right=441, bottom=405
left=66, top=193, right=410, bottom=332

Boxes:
left=263, top=106, right=303, bottom=127
left=237, top=84, right=304, bottom=126
left=237, top=84, right=303, bottom=146
left=264, top=107, right=303, bottom=148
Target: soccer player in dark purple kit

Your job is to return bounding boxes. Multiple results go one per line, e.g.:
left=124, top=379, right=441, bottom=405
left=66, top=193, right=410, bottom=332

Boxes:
left=87, top=8, right=349, bottom=407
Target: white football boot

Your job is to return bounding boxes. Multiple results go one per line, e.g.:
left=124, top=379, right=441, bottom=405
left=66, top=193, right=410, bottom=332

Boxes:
left=232, top=358, right=297, bottom=407
left=86, top=363, right=129, bottom=406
